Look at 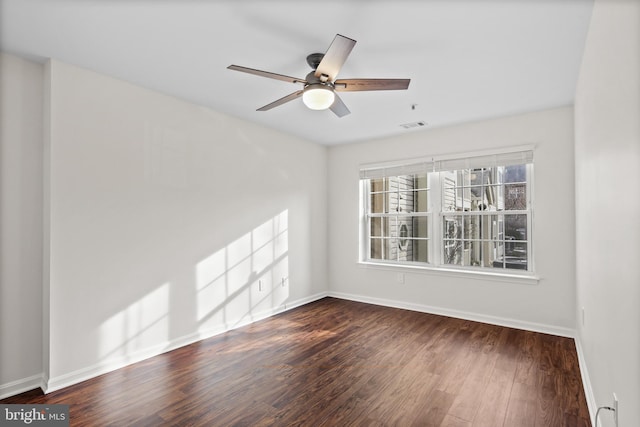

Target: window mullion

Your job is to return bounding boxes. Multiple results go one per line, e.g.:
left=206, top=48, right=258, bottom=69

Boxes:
left=431, top=172, right=442, bottom=267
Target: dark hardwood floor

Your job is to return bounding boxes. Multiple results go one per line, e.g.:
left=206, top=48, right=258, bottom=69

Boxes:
left=2, top=297, right=591, bottom=426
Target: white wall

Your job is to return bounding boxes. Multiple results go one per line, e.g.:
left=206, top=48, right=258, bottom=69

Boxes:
left=0, top=53, right=45, bottom=398
left=574, top=0, right=640, bottom=425
left=328, top=107, right=576, bottom=334
left=42, top=60, right=328, bottom=390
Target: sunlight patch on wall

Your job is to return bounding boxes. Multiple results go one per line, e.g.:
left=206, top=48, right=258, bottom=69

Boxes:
left=196, top=210, right=290, bottom=332
left=98, top=282, right=170, bottom=361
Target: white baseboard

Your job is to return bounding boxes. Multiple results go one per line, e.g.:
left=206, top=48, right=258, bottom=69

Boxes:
left=574, top=336, right=596, bottom=423
left=36, top=292, right=327, bottom=394
left=0, top=374, right=45, bottom=400
left=327, top=291, right=575, bottom=338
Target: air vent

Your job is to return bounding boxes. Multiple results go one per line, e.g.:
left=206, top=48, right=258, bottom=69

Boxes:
left=400, top=121, right=427, bottom=129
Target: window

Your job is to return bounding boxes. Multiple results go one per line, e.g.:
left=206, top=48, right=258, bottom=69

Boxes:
left=368, top=172, right=431, bottom=263
left=360, top=149, right=533, bottom=274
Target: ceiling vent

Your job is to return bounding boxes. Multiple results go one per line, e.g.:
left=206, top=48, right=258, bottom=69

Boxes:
left=400, top=121, right=427, bottom=129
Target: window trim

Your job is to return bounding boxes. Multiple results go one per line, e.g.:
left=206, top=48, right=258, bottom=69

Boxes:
left=358, top=146, right=537, bottom=282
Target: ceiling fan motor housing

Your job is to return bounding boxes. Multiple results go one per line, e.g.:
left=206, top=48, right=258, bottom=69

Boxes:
left=306, top=53, right=325, bottom=70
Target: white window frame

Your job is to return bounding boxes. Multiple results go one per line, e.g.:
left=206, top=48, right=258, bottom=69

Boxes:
left=359, top=147, right=537, bottom=282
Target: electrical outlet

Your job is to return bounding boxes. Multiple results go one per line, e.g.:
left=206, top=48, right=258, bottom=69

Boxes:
left=613, top=393, right=618, bottom=426
left=397, top=273, right=405, bottom=284
left=281, top=277, right=286, bottom=287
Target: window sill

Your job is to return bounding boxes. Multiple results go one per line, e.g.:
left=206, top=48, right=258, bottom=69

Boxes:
left=358, top=261, right=540, bottom=285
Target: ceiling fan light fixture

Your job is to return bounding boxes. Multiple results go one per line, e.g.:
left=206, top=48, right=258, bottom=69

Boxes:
left=302, top=85, right=335, bottom=110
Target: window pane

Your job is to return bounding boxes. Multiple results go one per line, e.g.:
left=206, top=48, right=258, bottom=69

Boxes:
left=443, top=216, right=463, bottom=240
left=443, top=215, right=463, bottom=265
left=466, top=240, right=483, bottom=267
left=370, top=217, right=388, bottom=238
left=370, top=191, right=386, bottom=214
left=441, top=172, right=458, bottom=211
left=413, top=189, right=429, bottom=212
left=498, top=212, right=528, bottom=270
left=504, top=214, right=527, bottom=240
left=388, top=238, right=400, bottom=261
left=412, top=216, right=429, bottom=239
left=398, top=190, right=416, bottom=213
left=388, top=216, right=399, bottom=239
left=468, top=185, right=485, bottom=211
left=461, top=169, right=471, bottom=186
left=370, top=237, right=388, bottom=260
left=473, top=214, right=502, bottom=268
left=470, top=168, right=483, bottom=186
left=444, top=240, right=462, bottom=265
left=485, top=184, right=501, bottom=210
left=387, top=190, right=399, bottom=213
left=409, top=238, right=429, bottom=263
left=492, top=214, right=503, bottom=241
left=455, top=186, right=471, bottom=211
left=504, top=184, right=527, bottom=210
left=504, top=164, right=526, bottom=183
left=413, top=174, right=429, bottom=190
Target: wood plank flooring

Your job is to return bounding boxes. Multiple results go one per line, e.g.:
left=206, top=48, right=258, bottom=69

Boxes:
left=2, top=298, right=591, bottom=426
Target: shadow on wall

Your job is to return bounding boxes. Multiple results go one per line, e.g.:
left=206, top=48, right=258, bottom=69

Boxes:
left=96, top=210, right=290, bottom=364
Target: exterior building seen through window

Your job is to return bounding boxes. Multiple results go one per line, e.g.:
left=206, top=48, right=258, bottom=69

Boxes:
left=360, top=150, right=533, bottom=274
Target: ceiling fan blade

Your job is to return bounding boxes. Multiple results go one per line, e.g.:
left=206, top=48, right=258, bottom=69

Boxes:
left=256, top=90, right=304, bottom=111
left=330, top=93, right=351, bottom=118
left=334, top=78, right=411, bottom=92
left=228, top=65, right=306, bottom=84
left=315, top=34, right=356, bottom=82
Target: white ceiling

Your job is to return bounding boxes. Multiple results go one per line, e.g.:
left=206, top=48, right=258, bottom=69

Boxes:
left=0, top=0, right=593, bottom=145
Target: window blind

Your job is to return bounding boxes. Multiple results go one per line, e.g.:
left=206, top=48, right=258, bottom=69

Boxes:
left=359, top=160, right=435, bottom=180
left=359, top=149, right=533, bottom=179
left=434, top=150, right=533, bottom=172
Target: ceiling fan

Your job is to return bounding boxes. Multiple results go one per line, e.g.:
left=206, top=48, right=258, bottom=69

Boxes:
left=227, top=34, right=411, bottom=118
